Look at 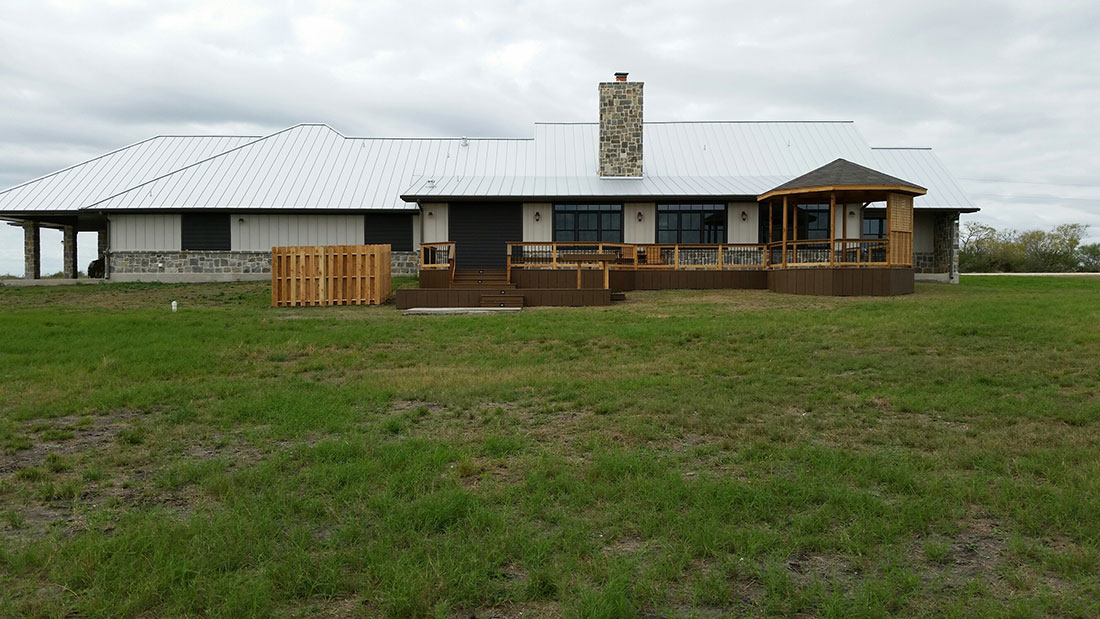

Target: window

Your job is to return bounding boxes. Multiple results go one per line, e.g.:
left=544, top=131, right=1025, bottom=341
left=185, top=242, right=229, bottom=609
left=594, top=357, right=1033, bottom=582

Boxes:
left=364, top=213, right=413, bottom=251
left=797, top=204, right=830, bottom=240
left=656, top=204, right=726, bottom=244
left=863, top=217, right=886, bottom=239
left=553, top=204, right=622, bottom=242
left=181, top=214, right=230, bottom=250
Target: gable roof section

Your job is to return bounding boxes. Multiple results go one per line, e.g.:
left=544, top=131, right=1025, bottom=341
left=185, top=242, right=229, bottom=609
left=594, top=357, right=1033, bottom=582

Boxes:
left=0, top=135, right=259, bottom=213
left=92, top=124, right=534, bottom=211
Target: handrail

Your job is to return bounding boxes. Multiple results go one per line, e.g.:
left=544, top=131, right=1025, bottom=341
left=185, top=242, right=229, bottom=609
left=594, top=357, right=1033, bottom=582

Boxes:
left=507, top=242, right=769, bottom=270
left=767, top=238, right=889, bottom=267
left=419, top=242, right=455, bottom=272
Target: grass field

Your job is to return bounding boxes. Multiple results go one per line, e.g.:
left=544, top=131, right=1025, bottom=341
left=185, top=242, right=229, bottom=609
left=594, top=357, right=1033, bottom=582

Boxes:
left=0, top=276, right=1098, bottom=617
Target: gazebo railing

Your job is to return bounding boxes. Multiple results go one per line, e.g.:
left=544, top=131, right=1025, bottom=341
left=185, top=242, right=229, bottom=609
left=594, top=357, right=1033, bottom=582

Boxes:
left=767, top=239, right=890, bottom=267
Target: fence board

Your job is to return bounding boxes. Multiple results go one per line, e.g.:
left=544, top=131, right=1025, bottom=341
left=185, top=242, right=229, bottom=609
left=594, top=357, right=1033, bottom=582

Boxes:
left=272, top=244, right=391, bottom=307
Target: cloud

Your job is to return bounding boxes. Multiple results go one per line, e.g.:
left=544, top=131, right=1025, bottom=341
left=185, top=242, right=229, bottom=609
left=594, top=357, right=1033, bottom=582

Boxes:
left=1, top=0, right=1099, bottom=273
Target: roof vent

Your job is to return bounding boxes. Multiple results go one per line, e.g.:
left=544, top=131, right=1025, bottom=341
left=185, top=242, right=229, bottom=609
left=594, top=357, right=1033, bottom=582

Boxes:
left=425, top=179, right=436, bottom=188
left=461, top=136, right=468, bottom=147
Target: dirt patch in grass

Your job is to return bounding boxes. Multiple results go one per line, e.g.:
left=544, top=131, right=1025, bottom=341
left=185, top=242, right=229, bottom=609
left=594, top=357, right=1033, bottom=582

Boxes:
left=449, top=601, right=562, bottom=619
left=2, top=410, right=146, bottom=476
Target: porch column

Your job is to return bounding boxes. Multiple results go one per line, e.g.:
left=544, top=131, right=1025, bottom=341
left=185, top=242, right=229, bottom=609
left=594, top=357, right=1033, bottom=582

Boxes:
left=23, top=221, right=40, bottom=280
left=98, top=226, right=110, bottom=278
left=829, top=192, right=836, bottom=266
left=781, top=196, right=788, bottom=267
left=62, top=225, right=78, bottom=279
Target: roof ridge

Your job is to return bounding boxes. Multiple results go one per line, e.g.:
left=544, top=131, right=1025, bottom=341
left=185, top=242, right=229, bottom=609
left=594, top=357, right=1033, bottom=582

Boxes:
left=872, top=147, right=933, bottom=150
left=83, top=124, right=323, bottom=210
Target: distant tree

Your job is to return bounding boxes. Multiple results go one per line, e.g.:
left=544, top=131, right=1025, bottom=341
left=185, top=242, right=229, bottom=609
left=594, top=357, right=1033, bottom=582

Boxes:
left=1079, top=243, right=1100, bottom=272
left=959, top=222, right=1091, bottom=273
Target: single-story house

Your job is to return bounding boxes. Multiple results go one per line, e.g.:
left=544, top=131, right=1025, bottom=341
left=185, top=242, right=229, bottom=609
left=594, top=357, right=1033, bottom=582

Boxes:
left=1, top=73, right=976, bottom=299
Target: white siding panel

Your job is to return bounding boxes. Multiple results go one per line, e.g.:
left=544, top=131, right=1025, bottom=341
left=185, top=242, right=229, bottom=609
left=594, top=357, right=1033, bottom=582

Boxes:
left=727, top=202, right=758, bottom=244
left=914, top=210, right=935, bottom=252
left=230, top=214, right=364, bottom=250
left=109, top=214, right=182, bottom=251
left=522, top=203, right=552, bottom=242
left=623, top=203, right=655, bottom=244
left=420, top=203, right=449, bottom=243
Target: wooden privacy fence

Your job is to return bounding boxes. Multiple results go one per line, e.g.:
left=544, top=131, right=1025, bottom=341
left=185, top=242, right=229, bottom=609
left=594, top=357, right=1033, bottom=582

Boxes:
left=271, top=245, right=391, bottom=307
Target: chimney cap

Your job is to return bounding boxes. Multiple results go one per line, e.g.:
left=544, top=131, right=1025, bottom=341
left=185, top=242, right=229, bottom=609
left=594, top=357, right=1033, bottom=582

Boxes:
left=614, top=72, right=629, bottom=81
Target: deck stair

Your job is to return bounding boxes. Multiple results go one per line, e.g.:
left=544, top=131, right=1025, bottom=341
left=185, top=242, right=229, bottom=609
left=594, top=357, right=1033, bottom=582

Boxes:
left=451, top=269, right=515, bottom=289
left=479, top=293, right=525, bottom=308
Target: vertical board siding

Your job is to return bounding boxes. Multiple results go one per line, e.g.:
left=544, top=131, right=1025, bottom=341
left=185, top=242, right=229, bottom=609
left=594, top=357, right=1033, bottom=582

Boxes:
left=420, top=203, right=449, bottom=243
left=109, top=214, right=182, bottom=251
left=232, top=215, right=364, bottom=251
left=271, top=244, right=391, bottom=307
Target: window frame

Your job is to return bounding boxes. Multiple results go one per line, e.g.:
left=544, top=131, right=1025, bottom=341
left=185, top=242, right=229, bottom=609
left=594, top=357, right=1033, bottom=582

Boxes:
left=655, top=203, right=727, bottom=244
left=181, top=214, right=231, bottom=251
left=552, top=204, right=623, bottom=243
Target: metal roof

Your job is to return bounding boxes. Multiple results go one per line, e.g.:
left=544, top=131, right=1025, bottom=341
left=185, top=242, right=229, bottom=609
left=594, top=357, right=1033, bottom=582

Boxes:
left=864, top=148, right=975, bottom=209
left=0, top=135, right=258, bottom=213
left=405, top=122, right=974, bottom=209
left=91, top=124, right=534, bottom=211
left=2, top=119, right=974, bottom=214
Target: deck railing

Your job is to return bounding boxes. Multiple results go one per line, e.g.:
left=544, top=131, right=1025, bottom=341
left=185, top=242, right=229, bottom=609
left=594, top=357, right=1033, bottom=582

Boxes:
left=419, top=242, right=456, bottom=284
left=430, top=239, right=893, bottom=276
left=507, top=242, right=769, bottom=270
left=768, top=239, right=889, bottom=267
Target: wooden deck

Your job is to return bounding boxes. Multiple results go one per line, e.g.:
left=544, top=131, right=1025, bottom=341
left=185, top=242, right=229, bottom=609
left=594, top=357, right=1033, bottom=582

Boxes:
left=397, top=240, right=915, bottom=308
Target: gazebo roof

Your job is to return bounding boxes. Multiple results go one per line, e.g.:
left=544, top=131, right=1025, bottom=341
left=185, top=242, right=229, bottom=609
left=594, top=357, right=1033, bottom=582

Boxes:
left=758, top=158, right=927, bottom=200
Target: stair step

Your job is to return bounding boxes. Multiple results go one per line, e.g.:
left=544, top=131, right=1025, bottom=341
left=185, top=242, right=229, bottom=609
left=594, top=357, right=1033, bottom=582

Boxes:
left=610, top=292, right=627, bottom=302
left=480, top=294, right=524, bottom=308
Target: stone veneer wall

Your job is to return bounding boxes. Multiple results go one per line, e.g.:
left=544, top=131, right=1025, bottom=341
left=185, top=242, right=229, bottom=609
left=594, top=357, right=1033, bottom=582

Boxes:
left=913, top=212, right=960, bottom=283
left=598, top=80, right=643, bottom=177
left=109, top=249, right=420, bottom=279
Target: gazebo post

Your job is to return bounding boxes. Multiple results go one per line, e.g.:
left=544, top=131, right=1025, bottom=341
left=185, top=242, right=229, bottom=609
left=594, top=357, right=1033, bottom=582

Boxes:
left=829, top=192, right=836, bottom=266
left=842, top=200, right=848, bottom=261
left=781, top=196, right=788, bottom=267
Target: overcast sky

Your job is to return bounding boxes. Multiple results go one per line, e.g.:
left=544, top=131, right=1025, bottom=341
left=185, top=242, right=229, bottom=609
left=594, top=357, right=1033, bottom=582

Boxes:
left=2, top=0, right=1098, bottom=275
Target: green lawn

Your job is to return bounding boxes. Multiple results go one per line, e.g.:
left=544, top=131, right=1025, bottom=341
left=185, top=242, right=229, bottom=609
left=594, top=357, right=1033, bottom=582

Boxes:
left=0, top=276, right=1098, bottom=617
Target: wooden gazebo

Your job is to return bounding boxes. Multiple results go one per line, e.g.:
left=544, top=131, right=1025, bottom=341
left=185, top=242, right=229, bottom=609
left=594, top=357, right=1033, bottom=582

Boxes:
left=757, top=159, right=927, bottom=295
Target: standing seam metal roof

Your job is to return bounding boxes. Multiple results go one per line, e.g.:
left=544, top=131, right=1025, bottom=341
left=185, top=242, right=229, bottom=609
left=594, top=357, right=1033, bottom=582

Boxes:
left=0, top=135, right=259, bottom=213
left=2, top=120, right=974, bottom=213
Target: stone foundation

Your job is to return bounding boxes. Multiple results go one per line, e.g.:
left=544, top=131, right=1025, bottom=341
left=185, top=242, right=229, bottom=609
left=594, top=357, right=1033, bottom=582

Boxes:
left=913, top=212, right=960, bottom=283
left=391, top=250, right=419, bottom=276
left=110, top=249, right=419, bottom=282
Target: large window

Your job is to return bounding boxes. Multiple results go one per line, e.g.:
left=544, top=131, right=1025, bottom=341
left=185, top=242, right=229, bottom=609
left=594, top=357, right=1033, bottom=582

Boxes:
left=797, top=204, right=830, bottom=240
left=553, top=204, right=622, bottom=242
left=181, top=214, right=230, bottom=250
left=863, top=217, right=886, bottom=239
left=657, top=204, right=726, bottom=244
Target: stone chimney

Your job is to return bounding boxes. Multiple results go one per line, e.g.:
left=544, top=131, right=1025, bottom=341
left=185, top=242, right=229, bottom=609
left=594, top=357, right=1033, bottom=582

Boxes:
left=598, top=72, right=643, bottom=177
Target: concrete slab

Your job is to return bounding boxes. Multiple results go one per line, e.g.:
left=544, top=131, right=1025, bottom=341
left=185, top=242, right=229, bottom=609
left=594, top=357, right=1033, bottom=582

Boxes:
left=403, top=307, right=522, bottom=316
left=0, top=278, right=104, bottom=287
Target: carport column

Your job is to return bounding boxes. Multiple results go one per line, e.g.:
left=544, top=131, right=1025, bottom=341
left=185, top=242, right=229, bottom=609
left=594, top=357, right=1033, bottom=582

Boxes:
left=98, top=225, right=110, bottom=278
left=23, top=221, right=40, bottom=279
left=62, top=225, right=78, bottom=279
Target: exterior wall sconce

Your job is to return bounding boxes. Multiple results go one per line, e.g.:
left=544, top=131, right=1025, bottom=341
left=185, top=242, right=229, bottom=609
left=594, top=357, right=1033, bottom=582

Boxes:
left=238, top=217, right=245, bottom=223
left=427, top=211, right=434, bottom=218
left=637, top=211, right=643, bottom=222
left=534, top=211, right=541, bottom=222
left=741, top=211, right=748, bottom=222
